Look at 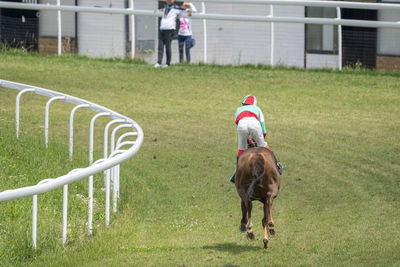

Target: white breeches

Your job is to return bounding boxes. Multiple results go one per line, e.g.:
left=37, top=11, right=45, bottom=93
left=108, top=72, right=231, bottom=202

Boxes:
left=237, top=117, right=267, bottom=151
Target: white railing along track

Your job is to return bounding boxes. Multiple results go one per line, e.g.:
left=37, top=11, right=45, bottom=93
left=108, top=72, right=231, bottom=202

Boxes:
left=0, top=79, right=144, bottom=249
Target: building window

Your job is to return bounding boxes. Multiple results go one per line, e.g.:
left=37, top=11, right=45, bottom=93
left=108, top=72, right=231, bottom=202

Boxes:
left=306, top=7, right=338, bottom=54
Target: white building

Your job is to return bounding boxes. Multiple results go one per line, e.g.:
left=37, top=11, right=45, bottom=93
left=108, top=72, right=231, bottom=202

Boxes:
left=1, top=0, right=399, bottom=70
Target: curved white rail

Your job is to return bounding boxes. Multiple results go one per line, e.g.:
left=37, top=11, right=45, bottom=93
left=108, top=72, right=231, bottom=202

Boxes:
left=0, top=79, right=144, bottom=248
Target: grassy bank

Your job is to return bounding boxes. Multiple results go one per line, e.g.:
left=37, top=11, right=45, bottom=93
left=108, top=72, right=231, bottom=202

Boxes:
left=0, top=52, right=399, bottom=266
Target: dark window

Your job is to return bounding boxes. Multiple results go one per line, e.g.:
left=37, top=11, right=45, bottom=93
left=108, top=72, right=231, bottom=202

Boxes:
left=0, top=0, right=38, bottom=51
left=341, top=9, right=377, bottom=69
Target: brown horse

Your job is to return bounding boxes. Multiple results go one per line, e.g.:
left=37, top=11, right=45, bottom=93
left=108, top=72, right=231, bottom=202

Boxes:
left=235, top=146, right=280, bottom=249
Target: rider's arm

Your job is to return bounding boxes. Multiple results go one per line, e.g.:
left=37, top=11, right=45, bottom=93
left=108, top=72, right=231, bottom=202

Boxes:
left=258, top=107, right=267, bottom=137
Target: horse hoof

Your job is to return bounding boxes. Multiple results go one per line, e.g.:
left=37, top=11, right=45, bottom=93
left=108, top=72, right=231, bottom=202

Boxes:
left=269, top=228, right=275, bottom=237
left=239, top=224, right=247, bottom=233
left=263, top=240, right=268, bottom=249
left=247, top=232, right=255, bottom=241
left=269, top=227, right=275, bottom=236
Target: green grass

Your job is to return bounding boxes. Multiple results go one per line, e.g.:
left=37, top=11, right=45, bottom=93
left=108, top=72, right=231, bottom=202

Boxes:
left=0, top=51, right=399, bottom=266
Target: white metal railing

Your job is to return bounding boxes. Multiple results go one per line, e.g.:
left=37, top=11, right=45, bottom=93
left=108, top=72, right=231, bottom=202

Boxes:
left=0, top=0, right=399, bottom=68
left=0, top=79, right=144, bottom=249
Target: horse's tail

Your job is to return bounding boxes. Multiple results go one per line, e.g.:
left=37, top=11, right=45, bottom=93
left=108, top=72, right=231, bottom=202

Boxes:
left=246, top=153, right=265, bottom=202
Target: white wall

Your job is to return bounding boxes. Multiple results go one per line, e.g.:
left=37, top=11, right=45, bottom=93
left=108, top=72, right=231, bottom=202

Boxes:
left=131, top=0, right=158, bottom=62
left=189, top=3, right=305, bottom=67
left=306, top=53, right=338, bottom=69
left=377, top=10, right=400, bottom=56
left=77, top=0, right=126, bottom=58
left=39, top=0, right=75, bottom=38
left=272, top=5, right=305, bottom=67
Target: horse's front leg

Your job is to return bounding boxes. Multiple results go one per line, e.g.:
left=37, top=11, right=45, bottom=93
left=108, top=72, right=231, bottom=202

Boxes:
left=239, top=199, right=247, bottom=233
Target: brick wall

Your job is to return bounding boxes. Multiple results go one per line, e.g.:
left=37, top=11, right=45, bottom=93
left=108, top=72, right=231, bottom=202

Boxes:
left=376, top=56, right=400, bottom=71
left=38, top=37, right=75, bottom=55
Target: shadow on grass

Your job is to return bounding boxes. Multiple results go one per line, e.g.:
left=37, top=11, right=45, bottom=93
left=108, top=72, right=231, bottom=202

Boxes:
left=202, top=242, right=260, bottom=254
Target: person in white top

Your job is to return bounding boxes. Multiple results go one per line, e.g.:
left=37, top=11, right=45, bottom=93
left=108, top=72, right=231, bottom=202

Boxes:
left=178, top=2, right=196, bottom=63
left=155, top=0, right=189, bottom=68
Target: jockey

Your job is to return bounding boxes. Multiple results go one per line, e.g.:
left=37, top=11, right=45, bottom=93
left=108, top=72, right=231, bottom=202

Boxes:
left=230, top=95, right=283, bottom=183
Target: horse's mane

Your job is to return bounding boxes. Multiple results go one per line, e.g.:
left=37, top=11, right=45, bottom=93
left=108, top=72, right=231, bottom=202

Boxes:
left=248, top=136, right=257, bottom=148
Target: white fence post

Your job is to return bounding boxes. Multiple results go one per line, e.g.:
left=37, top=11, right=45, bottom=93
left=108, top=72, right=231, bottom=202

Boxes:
left=270, top=4, right=274, bottom=66
left=31, top=179, right=54, bottom=249
left=110, top=124, right=133, bottom=212
left=62, top=184, right=68, bottom=246
left=16, top=88, right=35, bottom=139
left=45, top=96, right=65, bottom=148
left=130, top=0, right=135, bottom=60
left=202, top=2, right=207, bottom=63
left=32, top=194, right=38, bottom=249
left=69, top=104, right=90, bottom=160
left=337, top=6, right=342, bottom=71
left=115, top=133, right=138, bottom=198
left=104, top=119, right=126, bottom=187
left=104, top=119, right=126, bottom=167
left=103, top=119, right=125, bottom=226
left=88, top=112, right=110, bottom=235
left=105, top=168, right=111, bottom=226
left=57, top=0, right=61, bottom=55
left=90, top=112, right=110, bottom=165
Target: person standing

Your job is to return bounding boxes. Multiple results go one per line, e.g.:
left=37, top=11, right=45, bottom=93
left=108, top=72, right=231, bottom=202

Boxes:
left=155, top=0, right=188, bottom=68
left=178, top=2, right=196, bottom=63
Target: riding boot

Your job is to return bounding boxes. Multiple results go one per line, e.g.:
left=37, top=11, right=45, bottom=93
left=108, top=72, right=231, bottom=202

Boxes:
left=229, top=172, right=236, bottom=183
left=229, top=156, right=239, bottom=183
left=270, top=150, right=284, bottom=175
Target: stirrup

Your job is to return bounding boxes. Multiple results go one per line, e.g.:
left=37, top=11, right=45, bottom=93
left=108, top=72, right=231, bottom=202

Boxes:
left=229, top=172, right=236, bottom=183
left=277, top=162, right=284, bottom=175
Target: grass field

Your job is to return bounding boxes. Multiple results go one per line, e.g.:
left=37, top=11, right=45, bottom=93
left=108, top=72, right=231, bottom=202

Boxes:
left=0, top=51, right=399, bottom=266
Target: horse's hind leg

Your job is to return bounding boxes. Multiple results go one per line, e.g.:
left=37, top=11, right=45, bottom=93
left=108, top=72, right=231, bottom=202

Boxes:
left=266, top=193, right=275, bottom=237
left=246, top=201, right=255, bottom=241
left=239, top=200, right=247, bottom=233
left=262, top=201, right=269, bottom=249
left=262, top=194, right=276, bottom=249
